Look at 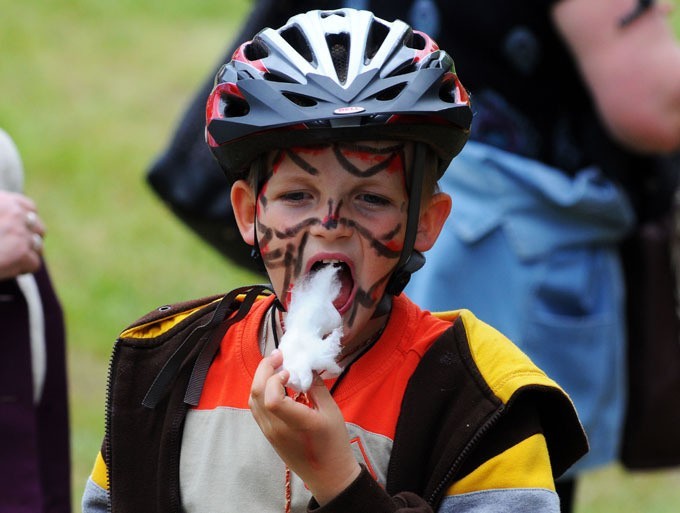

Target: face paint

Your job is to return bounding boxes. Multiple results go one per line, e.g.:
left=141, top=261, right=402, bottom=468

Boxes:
left=347, top=270, right=393, bottom=326
left=332, top=143, right=405, bottom=178
left=255, top=141, right=410, bottom=344
left=285, top=149, right=320, bottom=176
left=321, top=199, right=341, bottom=230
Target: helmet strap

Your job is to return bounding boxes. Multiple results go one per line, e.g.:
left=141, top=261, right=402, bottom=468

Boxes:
left=383, top=142, right=427, bottom=297
left=250, top=156, right=268, bottom=271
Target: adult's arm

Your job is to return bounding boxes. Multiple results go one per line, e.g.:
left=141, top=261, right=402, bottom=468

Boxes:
left=552, top=0, right=680, bottom=153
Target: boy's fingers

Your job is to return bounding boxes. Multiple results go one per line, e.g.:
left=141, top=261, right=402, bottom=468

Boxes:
left=251, top=354, right=280, bottom=403
left=269, top=349, right=284, bottom=368
left=262, top=369, right=290, bottom=411
left=306, top=375, right=336, bottom=412
left=252, top=350, right=283, bottom=387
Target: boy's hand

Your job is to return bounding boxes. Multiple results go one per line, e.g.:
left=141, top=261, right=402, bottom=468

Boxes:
left=250, top=349, right=361, bottom=505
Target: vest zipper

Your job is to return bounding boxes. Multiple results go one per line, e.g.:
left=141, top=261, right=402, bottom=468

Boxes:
left=104, top=340, right=121, bottom=513
left=104, top=337, right=187, bottom=513
left=427, top=404, right=506, bottom=505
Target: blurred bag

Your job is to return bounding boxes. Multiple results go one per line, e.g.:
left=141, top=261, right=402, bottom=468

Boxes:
left=619, top=153, right=680, bottom=470
left=146, top=82, right=258, bottom=271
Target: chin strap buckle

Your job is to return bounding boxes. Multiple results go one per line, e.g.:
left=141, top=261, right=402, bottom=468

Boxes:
left=385, top=250, right=426, bottom=296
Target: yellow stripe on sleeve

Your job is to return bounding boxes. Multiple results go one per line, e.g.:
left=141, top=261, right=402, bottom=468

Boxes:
left=447, top=433, right=555, bottom=496
left=456, top=310, right=563, bottom=403
left=119, top=303, right=214, bottom=339
left=90, top=451, right=109, bottom=491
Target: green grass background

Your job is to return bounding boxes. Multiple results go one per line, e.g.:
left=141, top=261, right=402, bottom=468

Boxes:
left=1, top=1, right=679, bottom=510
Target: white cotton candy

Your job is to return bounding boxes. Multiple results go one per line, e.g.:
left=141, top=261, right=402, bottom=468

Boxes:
left=279, top=265, right=344, bottom=392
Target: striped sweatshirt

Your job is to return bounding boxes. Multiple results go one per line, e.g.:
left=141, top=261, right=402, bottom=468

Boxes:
left=83, top=288, right=587, bottom=512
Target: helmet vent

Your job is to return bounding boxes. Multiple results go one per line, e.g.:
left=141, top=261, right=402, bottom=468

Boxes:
left=264, top=72, right=295, bottom=83
left=404, top=30, right=426, bottom=50
left=375, top=83, right=407, bottom=101
left=244, top=37, right=269, bottom=61
left=320, top=11, right=346, bottom=19
left=281, top=26, right=314, bottom=62
left=327, top=33, right=350, bottom=84
left=386, top=62, right=417, bottom=78
left=282, top=92, right=318, bottom=107
left=365, top=20, right=389, bottom=60
left=222, top=94, right=250, bottom=118
left=438, top=82, right=457, bottom=104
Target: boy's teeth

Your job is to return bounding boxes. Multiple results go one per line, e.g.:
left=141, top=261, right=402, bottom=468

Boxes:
left=321, top=259, right=342, bottom=267
left=311, top=259, right=344, bottom=273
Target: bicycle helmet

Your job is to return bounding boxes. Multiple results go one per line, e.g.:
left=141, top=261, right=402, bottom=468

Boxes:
left=206, top=8, right=471, bottom=184
left=206, top=8, right=472, bottom=295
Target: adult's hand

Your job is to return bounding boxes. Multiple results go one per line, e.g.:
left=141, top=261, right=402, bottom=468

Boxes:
left=0, top=190, right=45, bottom=280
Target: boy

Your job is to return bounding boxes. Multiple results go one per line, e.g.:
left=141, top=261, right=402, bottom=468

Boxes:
left=83, top=8, right=587, bottom=513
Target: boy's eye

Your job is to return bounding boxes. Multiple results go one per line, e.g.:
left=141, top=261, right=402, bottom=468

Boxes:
left=281, top=191, right=310, bottom=202
left=358, top=193, right=390, bottom=206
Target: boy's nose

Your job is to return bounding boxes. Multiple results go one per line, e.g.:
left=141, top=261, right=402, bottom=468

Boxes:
left=309, top=200, right=352, bottom=239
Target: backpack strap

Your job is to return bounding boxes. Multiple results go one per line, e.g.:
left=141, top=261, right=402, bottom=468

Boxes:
left=184, top=285, right=271, bottom=406
left=142, top=284, right=272, bottom=409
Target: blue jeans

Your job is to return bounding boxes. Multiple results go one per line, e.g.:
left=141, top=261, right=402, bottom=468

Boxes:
left=406, top=141, right=635, bottom=475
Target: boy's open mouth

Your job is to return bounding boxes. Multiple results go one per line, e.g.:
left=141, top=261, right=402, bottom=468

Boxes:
left=310, top=259, right=355, bottom=313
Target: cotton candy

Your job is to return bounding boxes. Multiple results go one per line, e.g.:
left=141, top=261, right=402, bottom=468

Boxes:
left=279, top=265, right=344, bottom=392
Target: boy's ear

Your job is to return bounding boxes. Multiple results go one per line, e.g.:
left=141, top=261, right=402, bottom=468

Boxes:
left=414, top=192, right=452, bottom=252
left=231, top=180, right=257, bottom=246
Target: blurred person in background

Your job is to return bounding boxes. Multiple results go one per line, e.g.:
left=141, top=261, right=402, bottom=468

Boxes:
left=402, top=3, right=680, bottom=512
left=145, top=1, right=680, bottom=512
left=0, top=128, right=71, bottom=513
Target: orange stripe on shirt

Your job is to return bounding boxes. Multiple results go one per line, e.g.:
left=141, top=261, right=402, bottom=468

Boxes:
left=195, top=294, right=453, bottom=439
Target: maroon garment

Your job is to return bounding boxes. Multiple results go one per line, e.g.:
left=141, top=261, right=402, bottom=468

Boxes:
left=0, top=263, right=71, bottom=513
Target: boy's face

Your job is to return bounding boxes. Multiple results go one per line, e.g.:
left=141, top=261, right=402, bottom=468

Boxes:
left=232, top=141, right=450, bottom=345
